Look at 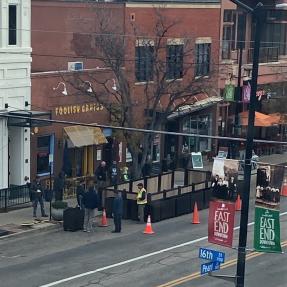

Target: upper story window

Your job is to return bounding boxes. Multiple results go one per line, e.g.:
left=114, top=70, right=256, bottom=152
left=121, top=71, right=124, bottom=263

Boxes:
left=166, top=39, right=184, bottom=80
left=9, top=5, right=17, bottom=45
left=222, top=10, right=246, bottom=59
left=195, top=41, right=211, bottom=77
left=135, top=39, right=154, bottom=82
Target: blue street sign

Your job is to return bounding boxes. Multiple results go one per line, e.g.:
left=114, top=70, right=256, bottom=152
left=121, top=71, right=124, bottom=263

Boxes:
left=198, top=248, right=225, bottom=263
left=200, top=261, right=221, bottom=275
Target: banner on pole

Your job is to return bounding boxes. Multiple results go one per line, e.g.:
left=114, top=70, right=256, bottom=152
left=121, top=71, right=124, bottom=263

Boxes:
left=211, top=158, right=239, bottom=202
left=254, top=164, right=285, bottom=253
left=254, top=206, right=282, bottom=253
left=208, top=200, right=235, bottom=248
left=255, top=164, right=284, bottom=209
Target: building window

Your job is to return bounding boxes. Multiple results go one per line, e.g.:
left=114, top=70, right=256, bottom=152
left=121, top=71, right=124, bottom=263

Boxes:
left=182, top=114, right=212, bottom=152
left=135, top=42, right=154, bottom=82
left=152, top=134, right=161, bottom=162
left=222, top=10, right=246, bottom=59
left=195, top=43, right=210, bottom=77
left=9, top=5, right=17, bottom=45
left=166, top=44, right=183, bottom=80
left=37, top=135, right=54, bottom=175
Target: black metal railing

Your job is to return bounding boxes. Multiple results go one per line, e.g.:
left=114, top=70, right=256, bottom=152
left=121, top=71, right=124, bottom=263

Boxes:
left=0, top=185, right=30, bottom=212
left=248, top=46, right=279, bottom=63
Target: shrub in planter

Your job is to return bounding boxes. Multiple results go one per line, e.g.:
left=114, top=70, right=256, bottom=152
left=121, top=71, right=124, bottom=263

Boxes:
left=51, top=201, right=68, bottom=221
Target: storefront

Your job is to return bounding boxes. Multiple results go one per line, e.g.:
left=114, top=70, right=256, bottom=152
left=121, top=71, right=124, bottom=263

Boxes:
left=31, top=74, right=111, bottom=181
left=166, top=95, right=221, bottom=167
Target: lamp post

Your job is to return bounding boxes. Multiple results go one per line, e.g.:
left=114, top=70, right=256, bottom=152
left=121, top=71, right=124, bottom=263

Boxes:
left=236, top=3, right=264, bottom=286
left=229, top=1, right=264, bottom=287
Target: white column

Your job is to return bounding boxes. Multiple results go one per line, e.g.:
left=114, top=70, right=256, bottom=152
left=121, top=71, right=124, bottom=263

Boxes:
left=8, top=126, right=30, bottom=185
left=0, top=119, right=9, bottom=189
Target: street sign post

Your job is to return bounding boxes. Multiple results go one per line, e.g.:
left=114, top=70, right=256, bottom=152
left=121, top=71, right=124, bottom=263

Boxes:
left=201, top=261, right=221, bottom=275
left=199, top=248, right=225, bottom=263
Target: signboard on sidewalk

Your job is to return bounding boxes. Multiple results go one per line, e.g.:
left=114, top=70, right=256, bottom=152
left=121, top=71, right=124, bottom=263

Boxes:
left=191, top=152, right=203, bottom=169
left=208, top=201, right=235, bottom=248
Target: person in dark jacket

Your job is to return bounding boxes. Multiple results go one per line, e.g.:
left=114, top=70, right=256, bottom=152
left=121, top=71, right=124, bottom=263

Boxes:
left=95, top=161, right=108, bottom=210
left=112, top=191, right=123, bottom=233
left=109, top=161, right=119, bottom=186
left=31, top=176, right=48, bottom=218
left=82, top=186, right=98, bottom=232
left=54, top=172, right=65, bottom=201
left=76, top=180, right=85, bottom=209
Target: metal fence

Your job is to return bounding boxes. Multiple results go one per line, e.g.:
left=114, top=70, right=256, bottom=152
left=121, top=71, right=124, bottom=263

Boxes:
left=0, top=185, right=30, bottom=212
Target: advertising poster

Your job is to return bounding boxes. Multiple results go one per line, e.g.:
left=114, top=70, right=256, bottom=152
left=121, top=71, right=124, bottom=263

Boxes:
left=191, top=152, right=203, bottom=169
left=254, top=207, right=282, bottom=253
left=211, top=158, right=239, bottom=202
left=254, top=164, right=285, bottom=253
left=255, top=164, right=284, bottom=209
left=208, top=200, right=235, bottom=247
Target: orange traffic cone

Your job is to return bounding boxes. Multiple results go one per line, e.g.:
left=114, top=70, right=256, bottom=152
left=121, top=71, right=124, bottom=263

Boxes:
left=281, top=179, right=287, bottom=197
left=98, top=209, right=108, bottom=227
left=192, top=202, right=200, bottom=224
left=235, top=194, right=242, bottom=211
left=143, top=215, right=155, bottom=234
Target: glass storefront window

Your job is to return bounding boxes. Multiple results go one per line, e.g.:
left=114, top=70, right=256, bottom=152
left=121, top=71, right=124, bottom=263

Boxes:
left=37, top=134, right=54, bottom=175
left=182, top=114, right=212, bottom=152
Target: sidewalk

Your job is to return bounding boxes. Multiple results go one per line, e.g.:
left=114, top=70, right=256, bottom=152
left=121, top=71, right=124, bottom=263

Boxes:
left=1, top=152, right=287, bottom=239
left=0, top=198, right=78, bottom=238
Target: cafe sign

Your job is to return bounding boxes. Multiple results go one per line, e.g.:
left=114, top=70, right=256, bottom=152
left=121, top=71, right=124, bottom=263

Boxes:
left=55, top=103, right=104, bottom=116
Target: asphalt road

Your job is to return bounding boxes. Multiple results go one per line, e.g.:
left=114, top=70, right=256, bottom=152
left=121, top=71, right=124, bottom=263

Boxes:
left=0, top=195, right=287, bottom=287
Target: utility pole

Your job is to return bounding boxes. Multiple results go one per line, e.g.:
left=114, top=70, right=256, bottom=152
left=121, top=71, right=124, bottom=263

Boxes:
left=235, top=3, right=264, bottom=287
left=234, top=42, right=243, bottom=137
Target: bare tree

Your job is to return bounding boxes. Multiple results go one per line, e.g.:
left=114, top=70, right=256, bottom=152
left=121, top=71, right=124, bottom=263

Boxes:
left=65, top=7, right=219, bottom=178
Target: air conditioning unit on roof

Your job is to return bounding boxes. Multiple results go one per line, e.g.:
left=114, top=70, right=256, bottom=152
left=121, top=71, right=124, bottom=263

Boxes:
left=68, top=61, right=83, bottom=71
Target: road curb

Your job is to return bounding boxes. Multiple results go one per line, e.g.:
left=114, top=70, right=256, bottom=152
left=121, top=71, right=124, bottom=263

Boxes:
left=0, top=222, right=62, bottom=241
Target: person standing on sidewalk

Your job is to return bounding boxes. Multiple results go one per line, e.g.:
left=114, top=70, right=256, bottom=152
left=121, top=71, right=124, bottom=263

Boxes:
left=112, top=191, right=123, bottom=233
left=31, top=176, right=48, bottom=218
left=82, top=186, right=98, bottom=232
left=136, top=183, right=147, bottom=223
left=95, top=161, right=108, bottom=210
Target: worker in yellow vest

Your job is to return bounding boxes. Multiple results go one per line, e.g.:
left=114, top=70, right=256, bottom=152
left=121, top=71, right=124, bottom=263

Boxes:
left=136, top=183, right=147, bottom=223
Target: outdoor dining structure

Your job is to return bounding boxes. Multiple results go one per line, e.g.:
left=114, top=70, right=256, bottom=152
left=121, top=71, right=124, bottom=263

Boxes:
left=239, top=111, right=287, bottom=155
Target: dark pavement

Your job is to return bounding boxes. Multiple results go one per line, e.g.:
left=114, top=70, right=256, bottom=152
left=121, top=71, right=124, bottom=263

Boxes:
left=0, top=196, right=287, bottom=287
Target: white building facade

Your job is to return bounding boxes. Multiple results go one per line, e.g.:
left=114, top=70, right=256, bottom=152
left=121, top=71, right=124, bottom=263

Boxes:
left=0, top=0, right=31, bottom=188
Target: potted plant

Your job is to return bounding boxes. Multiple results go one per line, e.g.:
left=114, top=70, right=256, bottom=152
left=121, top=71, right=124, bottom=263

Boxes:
left=51, top=200, right=68, bottom=221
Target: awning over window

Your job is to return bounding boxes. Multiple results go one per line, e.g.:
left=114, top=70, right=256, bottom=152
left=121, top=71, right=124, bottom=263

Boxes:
left=240, top=111, right=279, bottom=127
left=168, top=95, right=222, bottom=120
left=64, top=125, right=107, bottom=148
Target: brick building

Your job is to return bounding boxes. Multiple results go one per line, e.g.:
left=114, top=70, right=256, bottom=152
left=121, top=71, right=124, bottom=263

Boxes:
left=30, top=0, right=222, bottom=180
left=219, top=0, right=287, bottom=156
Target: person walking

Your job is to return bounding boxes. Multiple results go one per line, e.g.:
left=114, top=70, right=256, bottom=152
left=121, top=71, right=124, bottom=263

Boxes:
left=31, top=176, right=48, bottom=218
left=54, top=172, right=65, bottom=201
left=82, top=186, right=98, bottom=232
left=95, top=161, right=108, bottom=210
left=112, top=191, right=123, bottom=233
left=136, top=183, right=147, bottom=223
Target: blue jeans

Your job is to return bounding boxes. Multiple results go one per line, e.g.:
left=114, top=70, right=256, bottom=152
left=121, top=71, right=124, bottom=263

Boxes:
left=33, top=197, right=46, bottom=217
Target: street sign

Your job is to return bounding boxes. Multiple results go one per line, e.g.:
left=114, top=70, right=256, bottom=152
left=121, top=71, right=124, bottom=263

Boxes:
left=200, top=261, right=221, bottom=275
left=199, top=248, right=225, bottom=263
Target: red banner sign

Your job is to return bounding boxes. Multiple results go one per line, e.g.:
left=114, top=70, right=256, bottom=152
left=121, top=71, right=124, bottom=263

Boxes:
left=208, top=200, right=235, bottom=247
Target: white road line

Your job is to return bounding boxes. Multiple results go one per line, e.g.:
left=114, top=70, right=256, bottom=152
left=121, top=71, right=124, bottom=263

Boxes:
left=40, top=211, right=287, bottom=287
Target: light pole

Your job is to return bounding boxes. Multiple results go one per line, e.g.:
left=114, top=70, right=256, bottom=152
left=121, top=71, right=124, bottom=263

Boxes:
left=235, top=3, right=264, bottom=286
